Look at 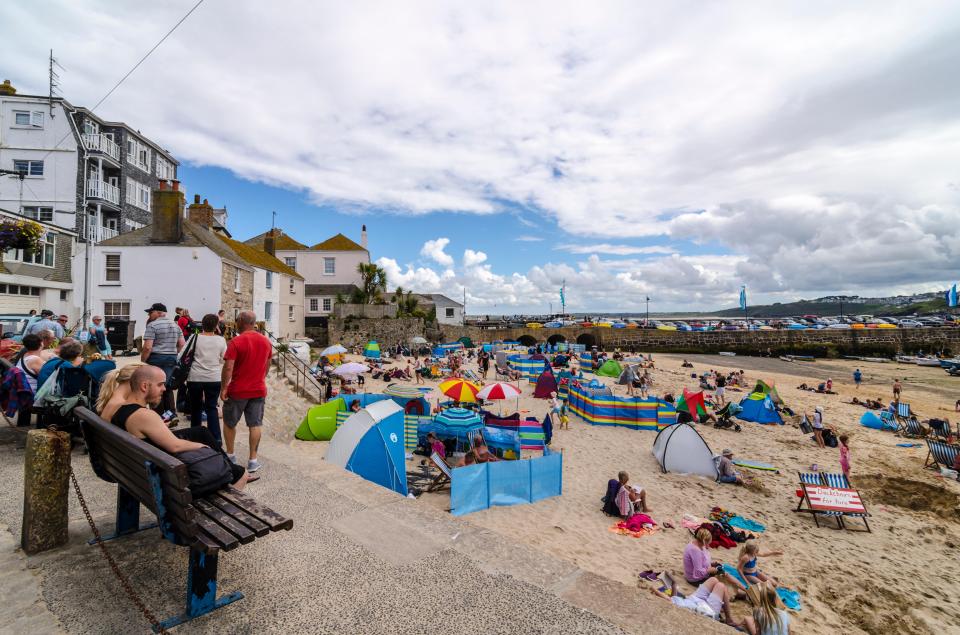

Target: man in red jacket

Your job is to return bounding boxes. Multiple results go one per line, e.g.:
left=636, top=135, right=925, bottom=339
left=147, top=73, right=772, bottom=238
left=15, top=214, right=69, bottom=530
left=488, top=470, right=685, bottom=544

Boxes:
left=221, top=310, right=272, bottom=473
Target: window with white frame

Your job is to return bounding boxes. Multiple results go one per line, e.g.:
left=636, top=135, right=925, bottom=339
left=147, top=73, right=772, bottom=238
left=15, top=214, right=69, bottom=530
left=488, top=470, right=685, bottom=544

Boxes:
left=125, top=137, right=152, bottom=173
left=83, top=119, right=99, bottom=135
left=323, top=257, right=335, bottom=275
left=234, top=269, right=240, bottom=292
left=445, top=308, right=455, bottom=318
left=156, top=156, right=175, bottom=180
left=125, top=178, right=151, bottom=211
left=265, top=271, right=273, bottom=289
left=284, top=257, right=296, bottom=270
left=322, top=298, right=332, bottom=312
left=5, top=231, right=55, bottom=267
left=289, top=279, right=295, bottom=294
left=309, top=298, right=318, bottom=312
left=264, top=301, right=272, bottom=321
left=12, top=110, right=43, bottom=128
left=104, top=253, right=121, bottom=282
left=0, top=284, right=41, bottom=296
left=12, top=160, right=43, bottom=176
left=22, top=206, right=54, bottom=222
left=288, top=305, right=295, bottom=321
left=103, top=301, right=130, bottom=320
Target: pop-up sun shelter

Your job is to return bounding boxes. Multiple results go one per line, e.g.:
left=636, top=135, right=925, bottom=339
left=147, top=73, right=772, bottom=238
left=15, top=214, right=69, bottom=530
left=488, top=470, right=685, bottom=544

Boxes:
left=596, top=359, right=623, bottom=378
left=676, top=389, right=708, bottom=421
left=325, top=400, right=408, bottom=496
left=296, top=397, right=346, bottom=441
left=737, top=379, right=784, bottom=425
left=533, top=369, right=559, bottom=399
left=363, top=341, right=381, bottom=359
left=652, top=422, right=718, bottom=479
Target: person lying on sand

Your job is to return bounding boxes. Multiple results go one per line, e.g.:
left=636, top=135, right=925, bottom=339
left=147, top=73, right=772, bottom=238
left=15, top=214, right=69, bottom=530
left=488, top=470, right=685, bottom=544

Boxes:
left=472, top=439, right=500, bottom=463
left=650, top=577, right=742, bottom=626
left=681, top=359, right=693, bottom=368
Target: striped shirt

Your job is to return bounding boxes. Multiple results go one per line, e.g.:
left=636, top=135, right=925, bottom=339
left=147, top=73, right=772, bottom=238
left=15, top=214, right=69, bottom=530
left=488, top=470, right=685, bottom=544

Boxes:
left=143, top=317, right=181, bottom=354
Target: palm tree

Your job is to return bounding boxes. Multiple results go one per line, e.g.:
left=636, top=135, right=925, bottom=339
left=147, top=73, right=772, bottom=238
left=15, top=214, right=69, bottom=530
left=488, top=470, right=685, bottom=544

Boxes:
left=356, top=262, right=387, bottom=304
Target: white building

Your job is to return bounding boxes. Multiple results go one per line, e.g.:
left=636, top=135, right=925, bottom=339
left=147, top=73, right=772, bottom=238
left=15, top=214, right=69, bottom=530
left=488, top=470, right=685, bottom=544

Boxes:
left=426, top=294, right=464, bottom=325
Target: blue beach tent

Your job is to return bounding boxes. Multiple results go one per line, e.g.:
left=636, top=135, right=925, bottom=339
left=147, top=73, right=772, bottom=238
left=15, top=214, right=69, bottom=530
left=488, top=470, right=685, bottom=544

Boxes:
left=324, top=400, right=408, bottom=496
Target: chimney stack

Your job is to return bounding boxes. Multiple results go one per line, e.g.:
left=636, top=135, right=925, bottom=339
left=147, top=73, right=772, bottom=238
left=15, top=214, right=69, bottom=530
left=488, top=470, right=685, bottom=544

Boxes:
left=361, top=224, right=368, bottom=249
left=186, top=193, right=215, bottom=228
left=264, top=229, right=276, bottom=256
left=151, top=182, right=185, bottom=243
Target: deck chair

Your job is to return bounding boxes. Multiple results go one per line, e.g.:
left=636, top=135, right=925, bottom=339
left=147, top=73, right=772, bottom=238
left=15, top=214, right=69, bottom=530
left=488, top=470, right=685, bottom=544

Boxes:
left=899, top=417, right=926, bottom=438
left=427, top=451, right=453, bottom=492
left=894, top=402, right=919, bottom=435
left=926, top=418, right=953, bottom=441
left=924, top=439, right=960, bottom=471
left=794, top=472, right=843, bottom=530
left=462, top=369, right=481, bottom=383
left=820, top=472, right=871, bottom=532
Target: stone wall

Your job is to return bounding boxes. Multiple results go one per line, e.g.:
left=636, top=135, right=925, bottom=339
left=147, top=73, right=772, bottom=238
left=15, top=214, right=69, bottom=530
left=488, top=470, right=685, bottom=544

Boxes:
left=328, top=317, right=425, bottom=349
left=220, top=262, right=254, bottom=319
left=439, top=325, right=960, bottom=356
left=332, top=303, right=397, bottom=319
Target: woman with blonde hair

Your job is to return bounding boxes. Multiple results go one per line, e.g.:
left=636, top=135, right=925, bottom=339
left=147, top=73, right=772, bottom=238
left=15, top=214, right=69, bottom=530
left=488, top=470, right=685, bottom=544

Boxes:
left=96, top=362, right=146, bottom=421
left=744, top=581, right=791, bottom=635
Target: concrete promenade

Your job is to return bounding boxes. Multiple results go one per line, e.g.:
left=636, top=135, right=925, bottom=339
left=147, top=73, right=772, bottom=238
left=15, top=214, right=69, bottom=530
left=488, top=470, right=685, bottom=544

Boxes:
left=0, top=424, right=724, bottom=635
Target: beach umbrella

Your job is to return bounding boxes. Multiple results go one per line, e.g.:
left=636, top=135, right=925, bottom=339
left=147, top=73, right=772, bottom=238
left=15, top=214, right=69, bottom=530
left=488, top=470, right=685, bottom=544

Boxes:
left=321, top=344, right=348, bottom=356
left=433, top=407, right=484, bottom=446
left=410, top=336, right=428, bottom=344
left=383, top=383, right=425, bottom=399
left=477, top=382, right=522, bottom=401
left=439, top=378, right=480, bottom=402
left=333, top=362, right=369, bottom=376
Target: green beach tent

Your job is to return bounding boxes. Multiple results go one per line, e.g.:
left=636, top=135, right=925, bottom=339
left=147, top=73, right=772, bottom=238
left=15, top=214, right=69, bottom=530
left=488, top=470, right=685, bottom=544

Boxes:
left=363, top=341, right=381, bottom=359
left=296, top=398, right=346, bottom=441
left=596, top=359, right=623, bottom=378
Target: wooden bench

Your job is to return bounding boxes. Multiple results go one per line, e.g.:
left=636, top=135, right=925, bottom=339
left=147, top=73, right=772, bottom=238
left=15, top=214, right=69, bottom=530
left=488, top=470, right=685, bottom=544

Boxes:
left=73, top=406, right=293, bottom=631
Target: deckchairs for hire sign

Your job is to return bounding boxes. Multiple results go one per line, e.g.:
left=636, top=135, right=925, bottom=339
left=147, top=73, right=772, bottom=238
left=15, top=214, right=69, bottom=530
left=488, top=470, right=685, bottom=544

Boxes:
left=804, top=485, right=867, bottom=514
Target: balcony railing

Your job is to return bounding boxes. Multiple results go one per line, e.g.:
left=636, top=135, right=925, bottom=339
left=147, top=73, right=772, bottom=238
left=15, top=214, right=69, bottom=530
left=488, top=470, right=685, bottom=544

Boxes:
left=87, top=179, right=120, bottom=206
left=82, top=133, right=121, bottom=162
left=82, top=224, right=119, bottom=243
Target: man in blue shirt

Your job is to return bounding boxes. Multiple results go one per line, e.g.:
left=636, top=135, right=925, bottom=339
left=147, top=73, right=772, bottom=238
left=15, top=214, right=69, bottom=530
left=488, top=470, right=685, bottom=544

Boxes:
left=853, top=368, right=862, bottom=390
left=25, top=309, right=65, bottom=340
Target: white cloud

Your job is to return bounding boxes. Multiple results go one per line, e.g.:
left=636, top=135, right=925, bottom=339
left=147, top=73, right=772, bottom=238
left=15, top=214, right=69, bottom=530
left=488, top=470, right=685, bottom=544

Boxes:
left=557, top=243, right=676, bottom=256
left=420, top=237, right=454, bottom=267
left=6, top=2, right=960, bottom=303
left=462, top=249, right=488, bottom=267
left=514, top=235, right=544, bottom=242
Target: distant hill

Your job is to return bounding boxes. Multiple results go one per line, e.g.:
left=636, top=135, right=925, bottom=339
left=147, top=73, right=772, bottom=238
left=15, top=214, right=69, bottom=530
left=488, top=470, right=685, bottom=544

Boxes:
left=708, top=296, right=949, bottom=318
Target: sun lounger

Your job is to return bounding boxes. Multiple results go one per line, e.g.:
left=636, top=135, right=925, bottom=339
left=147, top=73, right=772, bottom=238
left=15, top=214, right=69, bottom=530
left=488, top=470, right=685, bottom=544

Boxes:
left=794, top=472, right=842, bottom=530
left=899, top=416, right=926, bottom=438
left=819, top=472, right=871, bottom=532
left=924, top=439, right=960, bottom=472
left=462, top=369, right=481, bottom=383
left=427, top=451, right=453, bottom=492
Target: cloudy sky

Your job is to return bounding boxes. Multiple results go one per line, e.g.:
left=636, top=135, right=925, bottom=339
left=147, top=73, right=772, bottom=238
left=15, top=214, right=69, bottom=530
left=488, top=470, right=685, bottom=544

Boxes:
left=4, top=1, right=960, bottom=313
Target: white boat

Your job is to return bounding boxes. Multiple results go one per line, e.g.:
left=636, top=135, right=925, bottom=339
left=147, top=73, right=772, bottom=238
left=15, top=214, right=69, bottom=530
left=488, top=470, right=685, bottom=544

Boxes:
left=895, top=356, right=917, bottom=364
left=915, top=358, right=942, bottom=367
left=718, top=351, right=736, bottom=356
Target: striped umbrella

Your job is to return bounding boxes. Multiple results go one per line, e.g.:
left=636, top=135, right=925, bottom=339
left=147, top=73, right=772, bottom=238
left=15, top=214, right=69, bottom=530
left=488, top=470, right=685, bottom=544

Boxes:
left=439, top=378, right=481, bottom=403
left=477, top=382, right=522, bottom=401
left=383, top=383, right=424, bottom=399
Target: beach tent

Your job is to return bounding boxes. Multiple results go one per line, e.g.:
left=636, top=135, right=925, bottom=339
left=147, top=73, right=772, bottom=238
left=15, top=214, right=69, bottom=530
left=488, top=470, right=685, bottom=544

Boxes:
left=363, top=341, right=381, bottom=359
left=596, top=359, right=623, bottom=378
left=676, top=389, right=708, bottom=417
left=652, top=422, right=718, bottom=479
left=533, top=369, right=559, bottom=399
left=325, top=400, right=407, bottom=496
left=457, top=336, right=475, bottom=349
left=860, top=410, right=898, bottom=431
left=295, top=397, right=346, bottom=441
left=737, top=379, right=784, bottom=425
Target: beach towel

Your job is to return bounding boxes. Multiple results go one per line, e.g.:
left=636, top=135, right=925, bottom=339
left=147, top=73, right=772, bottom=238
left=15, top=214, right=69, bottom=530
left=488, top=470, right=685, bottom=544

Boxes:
left=721, top=565, right=803, bottom=610
left=896, top=443, right=922, bottom=448
left=681, top=514, right=706, bottom=530
left=728, top=516, right=765, bottom=533
left=611, top=514, right=658, bottom=538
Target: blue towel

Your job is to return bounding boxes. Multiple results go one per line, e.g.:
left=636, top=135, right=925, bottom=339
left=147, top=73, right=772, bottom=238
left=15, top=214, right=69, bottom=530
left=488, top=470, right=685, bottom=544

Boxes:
left=728, top=515, right=765, bottom=532
left=896, top=443, right=922, bottom=448
left=777, top=588, right=802, bottom=611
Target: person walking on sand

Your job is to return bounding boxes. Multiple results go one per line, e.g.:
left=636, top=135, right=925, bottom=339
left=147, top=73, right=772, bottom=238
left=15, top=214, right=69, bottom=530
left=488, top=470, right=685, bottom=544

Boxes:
left=811, top=406, right=826, bottom=448
left=893, top=378, right=902, bottom=401
left=853, top=368, right=862, bottom=390
left=221, top=311, right=272, bottom=474
left=839, top=434, right=851, bottom=478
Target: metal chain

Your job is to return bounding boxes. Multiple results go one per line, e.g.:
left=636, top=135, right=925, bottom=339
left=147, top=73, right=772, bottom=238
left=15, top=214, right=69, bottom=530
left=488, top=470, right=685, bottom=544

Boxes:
left=69, top=468, right=168, bottom=634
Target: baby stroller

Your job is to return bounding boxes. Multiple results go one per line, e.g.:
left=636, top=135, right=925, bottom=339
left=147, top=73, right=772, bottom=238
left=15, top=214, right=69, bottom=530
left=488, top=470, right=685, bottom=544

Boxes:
left=713, top=402, right=742, bottom=432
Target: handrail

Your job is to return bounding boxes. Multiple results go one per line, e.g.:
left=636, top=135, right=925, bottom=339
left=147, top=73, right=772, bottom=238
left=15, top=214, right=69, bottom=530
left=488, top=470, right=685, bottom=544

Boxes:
left=263, top=330, right=325, bottom=403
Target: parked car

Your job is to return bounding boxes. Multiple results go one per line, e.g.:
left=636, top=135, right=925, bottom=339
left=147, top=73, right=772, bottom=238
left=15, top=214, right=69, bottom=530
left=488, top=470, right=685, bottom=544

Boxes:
left=0, top=314, right=31, bottom=342
left=898, top=319, right=923, bottom=328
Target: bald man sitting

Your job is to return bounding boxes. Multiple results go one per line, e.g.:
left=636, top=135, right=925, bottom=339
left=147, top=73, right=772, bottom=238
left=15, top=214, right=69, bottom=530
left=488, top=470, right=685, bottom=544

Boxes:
left=112, top=365, right=253, bottom=490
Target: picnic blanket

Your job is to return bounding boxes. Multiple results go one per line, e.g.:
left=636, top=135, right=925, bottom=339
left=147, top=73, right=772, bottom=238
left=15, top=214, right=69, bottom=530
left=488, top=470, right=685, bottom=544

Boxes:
left=610, top=513, right=659, bottom=538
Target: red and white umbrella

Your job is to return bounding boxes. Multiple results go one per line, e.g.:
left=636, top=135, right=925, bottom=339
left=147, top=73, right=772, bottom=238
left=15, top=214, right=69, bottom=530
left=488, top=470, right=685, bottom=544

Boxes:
left=477, top=382, right=522, bottom=401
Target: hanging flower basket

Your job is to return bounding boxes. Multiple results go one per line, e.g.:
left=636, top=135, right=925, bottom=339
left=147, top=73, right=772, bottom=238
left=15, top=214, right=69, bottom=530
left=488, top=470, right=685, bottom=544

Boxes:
left=0, top=219, right=44, bottom=252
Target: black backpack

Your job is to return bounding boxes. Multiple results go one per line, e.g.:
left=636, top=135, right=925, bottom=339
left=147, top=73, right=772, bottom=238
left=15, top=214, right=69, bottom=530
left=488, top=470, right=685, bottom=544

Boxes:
left=176, top=447, right=234, bottom=496
left=169, top=334, right=198, bottom=390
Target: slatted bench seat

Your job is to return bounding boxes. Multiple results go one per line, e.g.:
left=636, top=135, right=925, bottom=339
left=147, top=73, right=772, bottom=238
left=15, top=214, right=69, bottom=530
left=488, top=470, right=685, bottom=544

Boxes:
left=73, top=406, right=292, bottom=631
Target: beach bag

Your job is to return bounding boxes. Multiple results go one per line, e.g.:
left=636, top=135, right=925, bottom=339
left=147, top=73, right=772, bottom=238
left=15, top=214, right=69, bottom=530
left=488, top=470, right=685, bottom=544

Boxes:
left=799, top=416, right=813, bottom=434
left=169, top=334, right=198, bottom=390
left=602, top=479, right=621, bottom=516
left=176, top=446, right=233, bottom=496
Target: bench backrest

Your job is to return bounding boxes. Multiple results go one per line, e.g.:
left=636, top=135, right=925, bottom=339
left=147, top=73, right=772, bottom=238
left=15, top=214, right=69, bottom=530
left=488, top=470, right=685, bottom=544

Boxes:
left=74, top=406, right=198, bottom=542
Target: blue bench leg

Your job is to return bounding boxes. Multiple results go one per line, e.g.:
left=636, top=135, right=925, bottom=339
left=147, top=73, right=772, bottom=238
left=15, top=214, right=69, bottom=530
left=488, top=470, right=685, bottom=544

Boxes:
left=89, top=486, right=158, bottom=544
left=155, top=549, right=243, bottom=631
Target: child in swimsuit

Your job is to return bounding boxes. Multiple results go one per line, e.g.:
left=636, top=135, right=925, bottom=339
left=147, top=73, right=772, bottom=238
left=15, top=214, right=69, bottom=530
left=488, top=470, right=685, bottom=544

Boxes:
left=737, top=541, right=783, bottom=587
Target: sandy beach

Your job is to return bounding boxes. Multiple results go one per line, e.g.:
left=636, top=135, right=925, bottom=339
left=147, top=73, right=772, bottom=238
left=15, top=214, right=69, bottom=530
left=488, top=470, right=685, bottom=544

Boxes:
left=272, top=351, right=960, bottom=635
